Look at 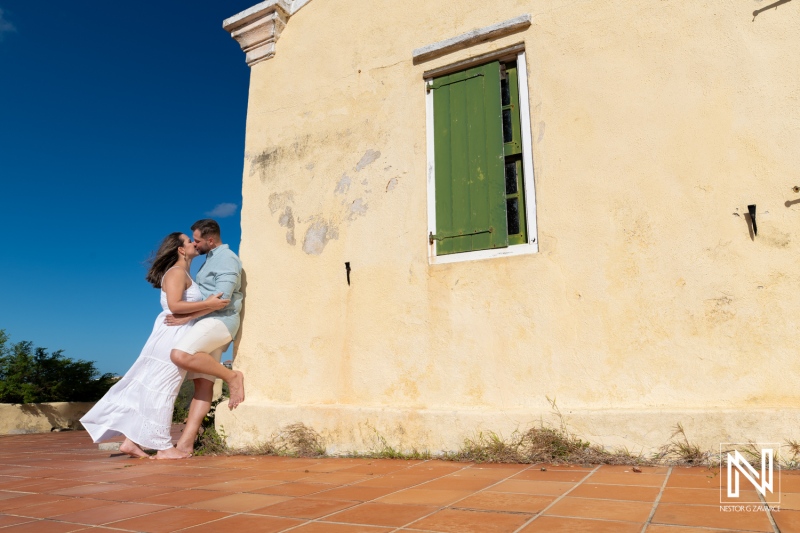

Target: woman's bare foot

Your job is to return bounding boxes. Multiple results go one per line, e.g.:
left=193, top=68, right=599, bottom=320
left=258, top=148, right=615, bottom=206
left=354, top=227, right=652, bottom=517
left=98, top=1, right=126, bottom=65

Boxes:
left=228, top=371, right=245, bottom=409
left=176, top=445, right=194, bottom=456
left=120, top=438, right=149, bottom=458
left=155, top=446, right=191, bottom=460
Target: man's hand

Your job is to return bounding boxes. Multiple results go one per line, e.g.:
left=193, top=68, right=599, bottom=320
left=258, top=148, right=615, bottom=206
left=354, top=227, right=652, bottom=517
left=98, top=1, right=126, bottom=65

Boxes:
left=206, top=293, right=231, bottom=310
left=164, top=314, right=193, bottom=326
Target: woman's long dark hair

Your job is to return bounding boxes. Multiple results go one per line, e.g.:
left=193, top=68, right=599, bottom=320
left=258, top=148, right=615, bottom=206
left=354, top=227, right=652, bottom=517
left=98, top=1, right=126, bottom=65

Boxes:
left=145, top=232, right=185, bottom=288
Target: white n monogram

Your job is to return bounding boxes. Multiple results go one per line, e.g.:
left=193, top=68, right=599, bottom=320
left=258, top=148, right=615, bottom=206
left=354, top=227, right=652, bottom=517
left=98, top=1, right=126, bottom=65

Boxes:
left=727, top=449, right=773, bottom=498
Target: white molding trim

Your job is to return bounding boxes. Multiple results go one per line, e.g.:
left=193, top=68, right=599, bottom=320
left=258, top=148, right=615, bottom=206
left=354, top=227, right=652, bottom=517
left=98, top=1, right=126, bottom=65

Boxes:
left=430, top=242, right=539, bottom=265
left=223, top=0, right=291, bottom=28
left=413, top=14, right=531, bottom=64
left=290, top=0, right=314, bottom=14
left=426, top=50, right=539, bottom=266
left=516, top=51, right=539, bottom=254
left=426, top=80, right=437, bottom=263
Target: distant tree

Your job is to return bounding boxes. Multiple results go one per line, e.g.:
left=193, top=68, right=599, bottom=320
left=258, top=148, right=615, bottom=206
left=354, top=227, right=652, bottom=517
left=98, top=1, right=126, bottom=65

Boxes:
left=0, top=329, right=116, bottom=404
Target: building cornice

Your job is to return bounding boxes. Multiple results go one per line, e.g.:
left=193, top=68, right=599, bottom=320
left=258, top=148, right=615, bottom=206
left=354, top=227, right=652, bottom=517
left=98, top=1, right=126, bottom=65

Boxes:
left=223, top=1, right=291, bottom=67
left=223, top=0, right=316, bottom=67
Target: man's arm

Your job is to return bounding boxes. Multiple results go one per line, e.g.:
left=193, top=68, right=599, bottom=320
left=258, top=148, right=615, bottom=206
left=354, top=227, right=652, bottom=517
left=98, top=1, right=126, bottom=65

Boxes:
left=213, top=254, right=242, bottom=300
left=164, top=308, right=217, bottom=326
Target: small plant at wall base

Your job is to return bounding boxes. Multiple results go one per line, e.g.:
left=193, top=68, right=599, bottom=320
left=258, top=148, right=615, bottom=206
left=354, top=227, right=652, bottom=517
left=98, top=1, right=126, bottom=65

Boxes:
left=442, top=396, right=651, bottom=465
left=272, top=423, right=327, bottom=457
left=0, top=329, right=116, bottom=404
left=784, top=439, right=800, bottom=468
left=652, top=423, right=713, bottom=465
left=201, top=422, right=327, bottom=458
left=353, top=421, right=431, bottom=460
left=240, top=423, right=327, bottom=458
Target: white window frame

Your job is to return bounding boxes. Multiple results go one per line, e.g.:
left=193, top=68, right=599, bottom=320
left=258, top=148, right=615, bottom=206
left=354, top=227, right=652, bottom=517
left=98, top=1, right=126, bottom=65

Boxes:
left=426, top=49, right=538, bottom=265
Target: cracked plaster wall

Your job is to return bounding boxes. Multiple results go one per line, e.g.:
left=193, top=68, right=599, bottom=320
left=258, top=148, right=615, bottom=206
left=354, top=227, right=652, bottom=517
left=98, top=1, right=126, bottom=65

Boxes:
left=221, top=0, right=800, bottom=452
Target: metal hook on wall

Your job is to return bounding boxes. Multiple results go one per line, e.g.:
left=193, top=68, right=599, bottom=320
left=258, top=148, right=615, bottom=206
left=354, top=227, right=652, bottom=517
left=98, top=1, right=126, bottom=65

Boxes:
left=748, top=204, right=758, bottom=237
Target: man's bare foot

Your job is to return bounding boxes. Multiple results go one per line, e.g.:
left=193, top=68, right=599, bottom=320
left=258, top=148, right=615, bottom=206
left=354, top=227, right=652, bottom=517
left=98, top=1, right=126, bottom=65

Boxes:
left=120, top=438, right=149, bottom=459
left=155, top=446, right=191, bottom=460
left=228, top=371, right=245, bottom=409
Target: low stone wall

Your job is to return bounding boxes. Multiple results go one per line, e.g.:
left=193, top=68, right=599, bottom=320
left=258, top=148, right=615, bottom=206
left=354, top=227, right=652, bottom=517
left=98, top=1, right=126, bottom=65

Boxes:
left=0, top=402, right=95, bottom=435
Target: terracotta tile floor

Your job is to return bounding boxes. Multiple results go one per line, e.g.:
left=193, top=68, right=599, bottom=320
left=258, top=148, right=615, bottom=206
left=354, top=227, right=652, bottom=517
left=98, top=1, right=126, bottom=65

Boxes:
left=0, top=429, right=794, bottom=532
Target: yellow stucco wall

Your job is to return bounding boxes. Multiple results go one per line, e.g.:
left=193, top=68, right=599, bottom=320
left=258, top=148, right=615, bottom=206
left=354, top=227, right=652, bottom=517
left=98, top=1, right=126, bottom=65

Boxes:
left=218, top=0, right=800, bottom=453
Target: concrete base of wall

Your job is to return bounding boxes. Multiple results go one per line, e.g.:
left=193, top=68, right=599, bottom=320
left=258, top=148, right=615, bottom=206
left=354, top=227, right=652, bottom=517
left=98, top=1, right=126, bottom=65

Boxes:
left=216, top=401, right=800, bottom=456
left=0, top=402, right=95, bottom=435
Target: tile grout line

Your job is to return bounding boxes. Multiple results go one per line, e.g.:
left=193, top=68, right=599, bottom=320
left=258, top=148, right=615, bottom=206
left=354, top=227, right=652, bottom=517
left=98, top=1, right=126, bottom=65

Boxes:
left=270, top=459, right=477, bottom=533
left=510, top=464, right=602, bottom=533
left=400, top=529, right=463, bottom=533
left=640, top=524, right=776, bottom=533
left=537, top=513, right=659, bottom=524
left=0, top=459, right=371, bottom=533
left=757, top=484, right=780, bottom=533
left=64, top=524, right=133, bottom=532
left=8, top=501, right=173, bottom=532
left=0, top=517, right=43, bottom=531
left=1, top=497, right=167, bottom=517
left=389, top=462, right=548, bottom=533
left=67, top=457, right=403, bottom=531
left=640, top=465, right=672, bottom=533
left=163, top=458, right=468, bottom=533
left=0, top=517, right=137, bottom=533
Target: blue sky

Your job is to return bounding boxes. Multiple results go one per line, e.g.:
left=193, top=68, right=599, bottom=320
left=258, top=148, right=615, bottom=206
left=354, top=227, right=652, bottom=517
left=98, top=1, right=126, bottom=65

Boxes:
left=0, top=1, right=259, bottom=374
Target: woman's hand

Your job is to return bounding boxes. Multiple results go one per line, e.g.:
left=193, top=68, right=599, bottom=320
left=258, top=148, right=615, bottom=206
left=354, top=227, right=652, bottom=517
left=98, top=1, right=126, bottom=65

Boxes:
left=164, top=314, right=193, bottom=326
left=206, top=293, right=231, bottom=310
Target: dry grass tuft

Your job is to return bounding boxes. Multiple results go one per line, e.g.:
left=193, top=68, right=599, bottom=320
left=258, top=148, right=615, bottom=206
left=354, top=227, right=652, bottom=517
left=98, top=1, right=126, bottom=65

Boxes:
left=237, top=423, right=326, bottom=458
left=444, top=399, right=649, bottom=465
left=343, top=422, right=432, bottom=460
left=652, top=423, right=713, bottom=466
left=784, top=439, right=800, bottom=468
left=444, top=426, right=649, bottom=465
left=277, top=423, right=327, bottom=457
left=365, top=433, right=432, bottom=460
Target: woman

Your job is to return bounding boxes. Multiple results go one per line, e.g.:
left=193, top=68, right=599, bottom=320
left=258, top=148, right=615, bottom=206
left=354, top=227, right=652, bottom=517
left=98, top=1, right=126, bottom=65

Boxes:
left=81, top=232, right=229, bottom=459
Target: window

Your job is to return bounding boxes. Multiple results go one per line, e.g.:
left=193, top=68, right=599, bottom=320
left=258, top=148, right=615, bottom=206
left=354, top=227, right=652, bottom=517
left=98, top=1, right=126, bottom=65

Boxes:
left=426, top=51, right=537, bottom=263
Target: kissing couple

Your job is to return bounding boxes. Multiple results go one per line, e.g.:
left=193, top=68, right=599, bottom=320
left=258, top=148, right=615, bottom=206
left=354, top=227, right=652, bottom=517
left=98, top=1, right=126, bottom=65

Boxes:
left=81, top=219, right=245, bottom=459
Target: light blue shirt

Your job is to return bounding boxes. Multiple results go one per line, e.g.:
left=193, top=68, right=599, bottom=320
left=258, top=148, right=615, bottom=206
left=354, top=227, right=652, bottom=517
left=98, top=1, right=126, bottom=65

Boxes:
left=195, top=244, right=242, bottom=338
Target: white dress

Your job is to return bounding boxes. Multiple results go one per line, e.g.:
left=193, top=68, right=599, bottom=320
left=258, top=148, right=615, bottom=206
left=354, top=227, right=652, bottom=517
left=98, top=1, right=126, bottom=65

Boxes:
left=81, top=270, right=202, bottom=450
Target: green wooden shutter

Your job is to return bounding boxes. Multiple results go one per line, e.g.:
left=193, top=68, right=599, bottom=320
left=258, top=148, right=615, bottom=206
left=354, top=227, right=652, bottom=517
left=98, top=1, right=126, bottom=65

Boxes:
left=432, top=62, right=508, bottom=255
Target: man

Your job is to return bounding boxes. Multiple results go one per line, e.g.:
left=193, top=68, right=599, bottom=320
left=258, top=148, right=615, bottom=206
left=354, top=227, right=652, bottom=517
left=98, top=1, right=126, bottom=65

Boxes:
left=163, top=219, right=245, bottom=458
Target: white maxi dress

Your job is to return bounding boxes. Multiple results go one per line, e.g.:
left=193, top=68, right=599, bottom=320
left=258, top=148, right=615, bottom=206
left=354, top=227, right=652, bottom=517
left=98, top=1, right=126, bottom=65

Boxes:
left=81, top=271, right=202, bottom=450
